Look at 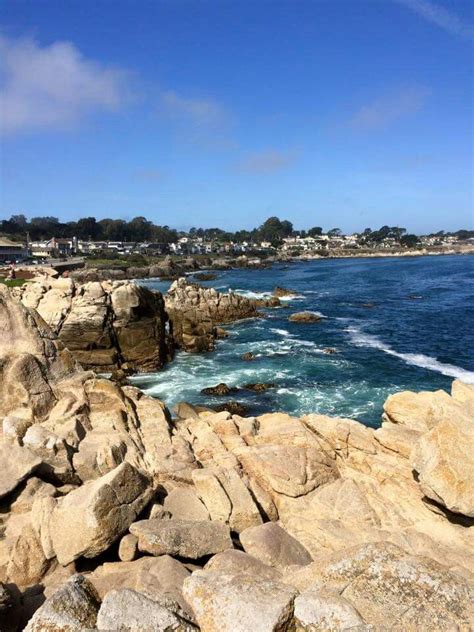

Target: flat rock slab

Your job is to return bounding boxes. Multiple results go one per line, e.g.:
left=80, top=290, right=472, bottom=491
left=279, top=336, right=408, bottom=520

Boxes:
left=183, top=570, right=297, bottom=632
left=240, top=522, right=312, bottom=570
left=96, top=589, right=195, bottom=631
left=130, top=518, right=233, bottom=559
left=0, top=441, right=42, bottom=499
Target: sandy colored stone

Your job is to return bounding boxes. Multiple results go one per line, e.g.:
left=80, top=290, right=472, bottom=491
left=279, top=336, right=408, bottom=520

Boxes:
left=163, top=487, right=210, bottom=521
left=293, top=588, right=365, bottom=631
left=24, top=575, right=100, bottom=632
left=0, top=440, right=42, bottom=500
left=130, top=518, right=233, bottom=559
left=96, top=588, right=195, bottom=631
left=119, top=533, right=138, bottom=562
left=240, top=522, right=312, bottom=569
left=412, top=411, right=474, bottom=517
left=49, top=462, right=152, bottom=565
left=183, top=570, right=297, bottom=632
left=205, top=549, right=282, bottom=581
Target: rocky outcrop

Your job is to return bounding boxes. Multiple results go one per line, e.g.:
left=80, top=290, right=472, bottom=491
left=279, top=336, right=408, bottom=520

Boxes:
left=1, top=285, right=474, bottom=631
left=165, top=278, right=276, bottom=352
left=288, top=311, right=322, bottom=323
left=15, top=277, right=169, bottom=372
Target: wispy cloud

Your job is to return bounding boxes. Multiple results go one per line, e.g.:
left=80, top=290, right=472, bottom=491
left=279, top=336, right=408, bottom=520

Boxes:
left=0, top=35, right=129, bottom=135
left=236, top=149, right=298, bottom=174
left=349, top=86, right=430, bottom=131
left=160, top=90, right=227, bottom=129
left=395, top=0, right=473, bottom=40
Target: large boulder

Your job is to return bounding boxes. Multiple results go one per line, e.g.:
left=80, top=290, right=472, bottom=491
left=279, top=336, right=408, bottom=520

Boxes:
left=130, top=518, right=233, bottom=559
left=165, top=278, right=275, bottom=352
left=48, top=462, right=153, bottom=565
left=96, top=589, right=195, bottom=631
left=16, top=278, right=169, bottom=372
left=411, top=410, right=474, bottom=517
left=183, top=570, right=297, bottom=632
left=24, top=575, right=100, bottom=632
left=0, top=441, right=42, bottom=500
left=239, top=523, right=312, bottom=570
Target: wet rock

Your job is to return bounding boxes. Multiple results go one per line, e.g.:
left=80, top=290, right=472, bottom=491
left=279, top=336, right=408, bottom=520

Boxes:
left=201, top=383, right=237, bottom=396
left=288, top=311, right=322, bottom=323
left=273, top=286, right=299, bottom=297
left=212, top=401, right=249, bottom=416
left=244, top=383, right=274, bottom=392
left=241, top=352, right=255, bottom=361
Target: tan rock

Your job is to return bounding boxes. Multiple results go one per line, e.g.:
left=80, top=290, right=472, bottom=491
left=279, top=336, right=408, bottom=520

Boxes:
left=0, top=440, right=42, bottom=500
left=293, top=588, right=365, bottom=631
left=49, top=462, right=152, bottom=564
left=183, top=570, right=297, bottom=632
left=96, top=588, right=195, bottom=631
left=240, top=523, right=312, bottom=570
left=130, top=518, right=233, bottom=559
left=205, top=549, right=282, bottom=581
left=163, top=487, right=210, bottom=521
left=24, top=575, right=100, bottom=632
left=192, top=467, right=262, bottom=532
left=118, top=534, right=138, bottom=562
left=412, top=411, right=474, bottom=517
left=6, top=524, right=50, bottom=587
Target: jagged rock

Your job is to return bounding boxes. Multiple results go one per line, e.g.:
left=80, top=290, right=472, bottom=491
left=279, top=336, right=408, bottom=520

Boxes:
left=183, top=570, right=297, bottom=632
left=163, top=488, right=210, bottom=522
left=212, top=401, right=249, bottom=416
left=288, top=311, right=322, bottom=323
left=293, top=588, right=365, bottom=631
left=241, top=351, right=255, bottom=361
left=88, top=555, right=192, bottom=617
left=412, top=409, right=474, bottom=517
left=192, top=467, right=262, bottom=532
left=16, top=278, right=168, bottom=372
left=0, top=440, right=42, bottom=500
left=22, top=425, right=75, bottom=483
left=240, top=523, right=312, bottom=569
left=6, top=523, right=50, bottom=587
left=130, top=518, right=233, bottom=559
left=49, top=462, right=153, bottom=565
left=201, top=383, right=237, bottom=396
left=244, top=382, right=274, bottom=392
left=119, top=534, right=139, bottom=562
left=10, top=477, right=56, bottom=514
left=273, top=286, right=299, bottom=297
left=205, top=549, right=283, bottom=582
left=24, top=575, right=100, bottom=632
left=96, top=589, right=195, bottom=631
left=165, top=278, right=272, bottom=352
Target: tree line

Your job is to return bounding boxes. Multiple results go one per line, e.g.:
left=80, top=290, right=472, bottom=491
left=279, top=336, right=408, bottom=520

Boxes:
left=1, top=213, right=472, bottom=246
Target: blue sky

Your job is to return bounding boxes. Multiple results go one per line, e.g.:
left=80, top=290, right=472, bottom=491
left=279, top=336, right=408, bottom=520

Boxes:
left=1, top=0, right=472, bottom=233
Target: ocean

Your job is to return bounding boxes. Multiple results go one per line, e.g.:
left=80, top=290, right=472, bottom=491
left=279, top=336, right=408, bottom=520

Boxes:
left=131, top=254, right=474, bottom=428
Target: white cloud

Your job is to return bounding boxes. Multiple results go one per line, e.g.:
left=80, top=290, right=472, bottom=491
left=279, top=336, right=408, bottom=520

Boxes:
left=0, top=35, right=129, bottom=135
left=395, top=0, right=473, bottom=40
left=350, top=86, right=430, bottom=131
left=161, top=90, right=227, bottom=128
left=236, top=149, right=298, bottom=174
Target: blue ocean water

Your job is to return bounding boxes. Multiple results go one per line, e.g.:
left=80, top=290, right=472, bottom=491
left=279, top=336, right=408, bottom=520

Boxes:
left=132, top=255, right=474, bottom=428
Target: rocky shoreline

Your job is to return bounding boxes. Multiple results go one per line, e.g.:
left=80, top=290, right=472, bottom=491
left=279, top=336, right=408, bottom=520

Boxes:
left=0, top=282, right=473, bottom=630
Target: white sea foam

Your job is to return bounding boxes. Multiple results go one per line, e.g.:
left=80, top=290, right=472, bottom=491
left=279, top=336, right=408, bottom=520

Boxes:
left=347, top=327, right=474, bottom=384
left=270, top=328, right=293, bottom=337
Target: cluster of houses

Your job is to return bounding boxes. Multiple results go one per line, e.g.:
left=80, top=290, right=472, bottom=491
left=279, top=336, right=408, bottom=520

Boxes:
left=0, top=232, right=470, bottom=264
